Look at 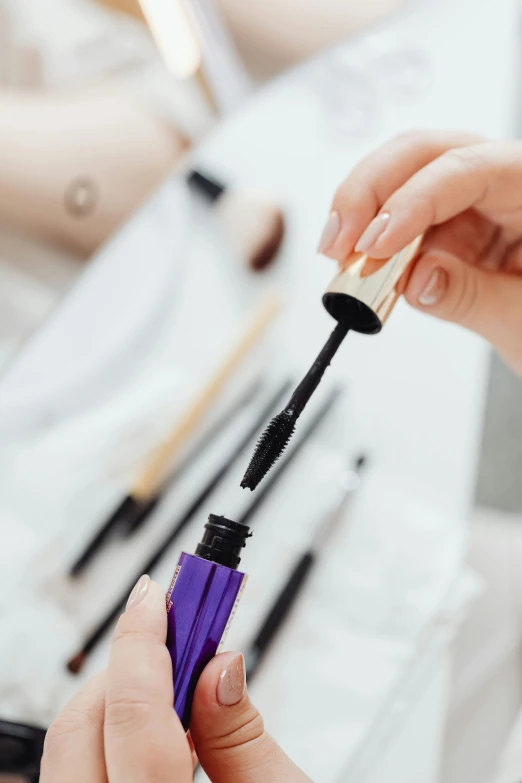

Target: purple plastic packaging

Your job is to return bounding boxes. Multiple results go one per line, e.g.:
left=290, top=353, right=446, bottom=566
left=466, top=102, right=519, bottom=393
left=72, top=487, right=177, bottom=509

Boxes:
left=165, top=515, right=249, bottom=728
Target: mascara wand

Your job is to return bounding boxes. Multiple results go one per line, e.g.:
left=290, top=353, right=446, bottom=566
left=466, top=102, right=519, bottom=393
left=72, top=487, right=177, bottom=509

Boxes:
left=241, top=234, right=427, bottom=492
left=241, top=319, right=349, bottom=491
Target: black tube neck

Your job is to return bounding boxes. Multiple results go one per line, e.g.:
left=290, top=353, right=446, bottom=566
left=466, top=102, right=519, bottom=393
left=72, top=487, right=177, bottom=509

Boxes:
left=195, top=514, right=251, bottom=569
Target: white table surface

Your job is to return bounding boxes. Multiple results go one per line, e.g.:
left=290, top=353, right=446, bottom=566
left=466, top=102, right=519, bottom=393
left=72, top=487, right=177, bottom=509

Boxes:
left=0, top=0, right=519, bottom=780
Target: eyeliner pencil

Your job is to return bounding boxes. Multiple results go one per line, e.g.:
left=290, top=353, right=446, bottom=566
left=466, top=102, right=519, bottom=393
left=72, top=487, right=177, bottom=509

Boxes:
left=66, top=380, right=291, bottom=674
left=244, top=455, right=365, bottom=681
left=69, top=378, right=262, bottom=576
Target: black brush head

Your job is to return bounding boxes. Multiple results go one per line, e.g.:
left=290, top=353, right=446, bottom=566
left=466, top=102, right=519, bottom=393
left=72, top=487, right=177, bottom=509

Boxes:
left=241, top=408, right=296, bottom=491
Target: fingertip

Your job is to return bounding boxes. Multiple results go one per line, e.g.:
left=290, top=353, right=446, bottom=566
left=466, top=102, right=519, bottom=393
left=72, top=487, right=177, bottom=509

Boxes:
left=321, top=181, right=381, bottom=262
left=404, top=250, right=469, bottom=320
left=360, top=210, right=425, bottom=259
left=192, top=652, right=243, bottom=711
left=125, top=574, right=150, bottom=611
left=122, top=578, right=166, bottom=621
left=191, top=652, right=259, bottom=748
left=317, top=210, right=342, bottom=256
left=191, top=653, right=311, bottom=783
left=111, top=578, right=168, bottom=655
left=326, top=210, right=376, bottom=262
left=404, top=251, right=448, bottom=307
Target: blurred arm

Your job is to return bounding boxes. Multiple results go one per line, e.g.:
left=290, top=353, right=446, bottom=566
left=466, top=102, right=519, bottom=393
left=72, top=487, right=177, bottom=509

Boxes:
left=0, top=88, right=186, bottom=256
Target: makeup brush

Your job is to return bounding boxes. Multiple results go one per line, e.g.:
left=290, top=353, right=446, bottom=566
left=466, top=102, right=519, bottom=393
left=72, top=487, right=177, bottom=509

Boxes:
left=245, top=455, right=366, bottom=681
left=69, top=378, right=262, bottom=577
left=66, top=380, right=291, bottom=675
left=241, top=320, right=349, bottom=491
left=130, top=0, right=282, bottom=271
left=187, top=169, right=285, bottom=271
left=68, top=291, right=279, bottom=576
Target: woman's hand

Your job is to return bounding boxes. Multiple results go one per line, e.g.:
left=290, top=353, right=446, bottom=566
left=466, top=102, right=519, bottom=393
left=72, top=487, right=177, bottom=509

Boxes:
left=41, top=576, right=311, bottom=783
left=318, top=131, right=522, bottom=374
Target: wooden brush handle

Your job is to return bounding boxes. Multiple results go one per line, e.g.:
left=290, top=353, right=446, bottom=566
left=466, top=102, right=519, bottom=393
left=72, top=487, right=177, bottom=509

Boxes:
left=132, top=291, right=281, bottom=499
left=98, top=0, right=146, bottom=22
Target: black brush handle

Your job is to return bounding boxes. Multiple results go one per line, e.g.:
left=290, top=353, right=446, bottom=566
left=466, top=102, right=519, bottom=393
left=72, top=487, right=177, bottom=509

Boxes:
left=246, top=551, right=315, bottom=682
left=69, top=495, right=158, bottom=577
left=67, top=381, right=291, bottom=670
left=287, top=321, right=349, bottom=418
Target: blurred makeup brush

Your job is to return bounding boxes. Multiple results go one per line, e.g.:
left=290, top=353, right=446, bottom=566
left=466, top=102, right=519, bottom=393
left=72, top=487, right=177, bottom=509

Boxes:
left=69, top=377, right=262, bottom=576
left=70, top=291, right=280, bottom=575
left=245, top=455, right=366, bottom=680
left=241, top=319, right=349, bottom=490
left=129, top=0, right=284, bottom=270
left=187, top=169, right=285, bottom=272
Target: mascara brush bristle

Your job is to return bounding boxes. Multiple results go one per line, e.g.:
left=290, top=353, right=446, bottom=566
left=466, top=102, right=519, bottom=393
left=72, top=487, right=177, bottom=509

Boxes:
left=241, top=409, right=296, bottom=490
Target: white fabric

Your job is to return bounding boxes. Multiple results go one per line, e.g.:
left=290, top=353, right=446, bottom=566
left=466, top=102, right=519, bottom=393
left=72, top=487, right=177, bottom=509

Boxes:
left=440, top=510, right=522, bottom=783
left=496, top=709, right=522, bottom=783
left=0, top=0, right=212, bottom=136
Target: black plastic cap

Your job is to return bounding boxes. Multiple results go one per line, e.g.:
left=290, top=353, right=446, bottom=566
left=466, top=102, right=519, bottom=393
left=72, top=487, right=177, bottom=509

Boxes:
left=195, top=514, right=251, bottom=570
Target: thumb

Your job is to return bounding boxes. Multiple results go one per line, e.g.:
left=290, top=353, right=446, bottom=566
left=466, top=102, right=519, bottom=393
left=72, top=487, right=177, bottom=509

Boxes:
left=190, top=652, right=312, bottom=783
left=405, top=249, right=522, bottom=375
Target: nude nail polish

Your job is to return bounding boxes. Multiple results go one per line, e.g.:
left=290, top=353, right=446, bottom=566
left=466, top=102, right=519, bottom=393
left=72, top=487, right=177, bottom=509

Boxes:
left=418, top=268, right=448, bottom=306
left=217, top=653, right=246, bottom=706
left=126, top=574, right=150, bottom=611
left=318, top=211, right=341, bottom=253
left=355, top=212, right=390, bottom=252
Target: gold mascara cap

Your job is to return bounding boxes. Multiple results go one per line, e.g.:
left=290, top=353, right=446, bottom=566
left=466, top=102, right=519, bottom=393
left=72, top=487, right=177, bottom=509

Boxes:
left=323, top=234, right=424, bottom=333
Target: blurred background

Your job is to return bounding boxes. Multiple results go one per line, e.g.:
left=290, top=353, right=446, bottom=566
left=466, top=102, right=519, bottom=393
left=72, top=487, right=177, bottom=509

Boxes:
left=0, top=0, right=521, bottom=781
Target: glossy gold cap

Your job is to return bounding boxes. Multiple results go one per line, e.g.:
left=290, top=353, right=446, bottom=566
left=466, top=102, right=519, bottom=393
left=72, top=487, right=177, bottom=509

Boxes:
left=322, top=234, right=424, bottom=334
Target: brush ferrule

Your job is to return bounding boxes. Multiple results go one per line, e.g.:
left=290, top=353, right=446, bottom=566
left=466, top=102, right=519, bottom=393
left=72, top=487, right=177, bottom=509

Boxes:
left=188, top=169, right=225, bottom=202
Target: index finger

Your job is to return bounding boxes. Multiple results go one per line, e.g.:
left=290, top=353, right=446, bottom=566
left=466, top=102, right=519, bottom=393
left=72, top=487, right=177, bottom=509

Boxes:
left=41, top=672, right=106, bottom=783
left=322, top=130, right=483, bottom=261
left=104, top=576, right=192, bottom=783
left=360, top=140, right=522, bottom=258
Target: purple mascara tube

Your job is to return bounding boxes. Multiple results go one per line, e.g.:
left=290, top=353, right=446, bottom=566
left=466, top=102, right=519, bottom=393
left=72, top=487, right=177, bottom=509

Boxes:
left=165, top=514, right=250, bottom=728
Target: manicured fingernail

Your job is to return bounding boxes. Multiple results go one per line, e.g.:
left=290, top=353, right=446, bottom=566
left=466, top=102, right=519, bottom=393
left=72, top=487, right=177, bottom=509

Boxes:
left=355, top=212, right=390, bottom=252
left=418, top=268, right=449, bottom=306
left=318, top=211, right=341, bottom=253
left=126, top=574, right=150, bottom=611
left=217, top=653, right=246, bottom=706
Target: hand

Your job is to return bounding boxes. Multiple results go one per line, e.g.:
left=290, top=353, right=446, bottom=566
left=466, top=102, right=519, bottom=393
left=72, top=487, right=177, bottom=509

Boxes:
left=318, top=131, right=522, bottom=374
left=41, top=576, right=311, bottom=783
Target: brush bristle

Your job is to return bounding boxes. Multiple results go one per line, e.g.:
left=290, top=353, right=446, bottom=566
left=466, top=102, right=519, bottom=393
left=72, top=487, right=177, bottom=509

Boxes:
left=241, top=409, right=296, bottom=490
left=216, top=190, right=285, bottom=271
left=67, top=651, right=86, bottom=675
